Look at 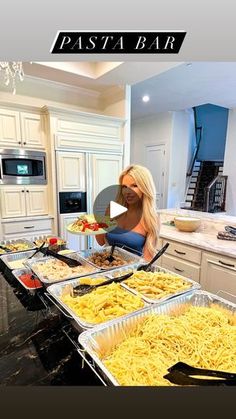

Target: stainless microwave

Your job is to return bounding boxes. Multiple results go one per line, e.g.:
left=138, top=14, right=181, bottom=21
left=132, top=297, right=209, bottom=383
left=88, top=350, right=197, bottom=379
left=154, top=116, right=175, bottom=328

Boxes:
left=0, top=149, right=47, bottom=185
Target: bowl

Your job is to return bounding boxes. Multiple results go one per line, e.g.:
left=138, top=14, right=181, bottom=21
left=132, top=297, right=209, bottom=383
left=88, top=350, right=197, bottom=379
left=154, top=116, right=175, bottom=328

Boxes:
left=174, top=217, right=201, bottom=232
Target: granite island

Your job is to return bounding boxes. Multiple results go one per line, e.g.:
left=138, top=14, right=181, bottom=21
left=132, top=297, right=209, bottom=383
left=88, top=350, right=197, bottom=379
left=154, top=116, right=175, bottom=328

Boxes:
left=0, top=264, right=101, bottom=385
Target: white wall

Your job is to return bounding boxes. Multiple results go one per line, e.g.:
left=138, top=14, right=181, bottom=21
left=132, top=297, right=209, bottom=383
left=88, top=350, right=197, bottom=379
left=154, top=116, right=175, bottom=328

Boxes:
left=131, top=110, right=194, bottom=209
left=167, top=109, right=195, bottom=207
left=223, top=109, right=236, bottom=215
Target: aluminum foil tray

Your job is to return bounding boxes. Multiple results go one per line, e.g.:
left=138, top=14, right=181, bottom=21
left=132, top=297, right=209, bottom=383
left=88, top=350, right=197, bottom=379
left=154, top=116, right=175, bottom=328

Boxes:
left=0, top=238, right=35, bottom=255
left=28, top=235, right=67, bottom=248
left=0, top=250, right=44, bottom=270
left=12, top=267, right=43, bottom=294
left=79, top=246, right=142, bottom=271
left=25, top=252, right=99, bottom=285
left=108, top=264, right=201, bottom=304
left=78, top=290, right=236, bottom=386
left=46, top=271, right=149, bottom=331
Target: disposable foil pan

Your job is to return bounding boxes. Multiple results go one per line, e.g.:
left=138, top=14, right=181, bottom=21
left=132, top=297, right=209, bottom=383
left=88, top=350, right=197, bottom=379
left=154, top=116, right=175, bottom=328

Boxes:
left=78, top=290, right=236, bottom=386
left=79, top=246, right=142, bottom=271
left=46, top=271, right=148, bottom=331
left=25, top=252, right=99, bottom=285
left=0, top=250, right=44, bottom=270
left=28, top=235, right=67, bottom=248
left=12, top=267, right=43, bottom=294
left=108, top=264, right=201, bottom=304
left=0, top=238, right=35, bottom=255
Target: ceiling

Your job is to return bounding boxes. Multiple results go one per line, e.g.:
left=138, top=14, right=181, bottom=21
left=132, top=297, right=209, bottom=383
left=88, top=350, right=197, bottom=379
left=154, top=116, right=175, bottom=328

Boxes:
left=20, top=61, right=236, bottom=118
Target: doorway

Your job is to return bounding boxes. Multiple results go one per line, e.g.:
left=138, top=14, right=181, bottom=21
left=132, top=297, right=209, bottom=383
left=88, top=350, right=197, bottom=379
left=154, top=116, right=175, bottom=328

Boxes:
left=145, top=144, right=166, bottom=209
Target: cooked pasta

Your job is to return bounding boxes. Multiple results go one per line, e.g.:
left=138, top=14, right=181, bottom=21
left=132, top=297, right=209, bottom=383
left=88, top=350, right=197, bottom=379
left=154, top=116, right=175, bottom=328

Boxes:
left=32, top=259, right=95, bottom=282
left=124, top=270, right=192, bottom=300
left=60, top=283, right=144, bottom=324
left=102, top=305, right=236, bottom=386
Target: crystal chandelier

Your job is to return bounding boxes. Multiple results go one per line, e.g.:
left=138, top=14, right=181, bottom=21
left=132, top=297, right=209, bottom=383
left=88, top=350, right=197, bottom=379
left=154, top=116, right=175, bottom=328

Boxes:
left=0, top=62, right=24, bottom=94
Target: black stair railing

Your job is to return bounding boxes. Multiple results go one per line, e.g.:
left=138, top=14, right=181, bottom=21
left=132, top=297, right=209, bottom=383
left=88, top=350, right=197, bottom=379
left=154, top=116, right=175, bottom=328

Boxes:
left=204, top=175, right=228, bottom=212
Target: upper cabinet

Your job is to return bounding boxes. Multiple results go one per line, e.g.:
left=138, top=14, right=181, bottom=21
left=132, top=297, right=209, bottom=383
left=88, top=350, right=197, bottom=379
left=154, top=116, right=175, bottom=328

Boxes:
left=0, top=108, right=45, bottom=149
left=57, top=151, right=86, bottom=191
left=48, top=108, right=124, bottom=154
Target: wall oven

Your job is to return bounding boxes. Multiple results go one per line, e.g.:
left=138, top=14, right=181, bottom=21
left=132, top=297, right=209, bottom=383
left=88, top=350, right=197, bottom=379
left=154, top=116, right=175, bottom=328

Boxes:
left=0, top=149, right=47, bottom=185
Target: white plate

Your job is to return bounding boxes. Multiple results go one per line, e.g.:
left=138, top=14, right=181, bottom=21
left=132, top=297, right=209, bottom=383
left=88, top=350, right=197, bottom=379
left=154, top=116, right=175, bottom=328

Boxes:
left=66, top=223, right=117, bottom=236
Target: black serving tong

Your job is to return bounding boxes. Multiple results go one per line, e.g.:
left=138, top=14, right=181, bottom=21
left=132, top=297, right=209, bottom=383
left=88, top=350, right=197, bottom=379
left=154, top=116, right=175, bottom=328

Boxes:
left=27, top=241, right=46, bottom=259
left=136, top=242, right=170, bottom=272
left=164, top=362, right=236, bottom=386
left=0, top=244, right=11, bottom=253
left=106, top=244, right=116, bottom=263
left=71, top=271, right=134, bottom=297
left=44, top=247, right=82, bottom=268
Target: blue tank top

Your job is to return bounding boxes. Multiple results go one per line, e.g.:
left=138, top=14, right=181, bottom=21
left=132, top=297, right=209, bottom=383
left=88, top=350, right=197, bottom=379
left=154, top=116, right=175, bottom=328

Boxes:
left=106, top=227, right=146, bottom=256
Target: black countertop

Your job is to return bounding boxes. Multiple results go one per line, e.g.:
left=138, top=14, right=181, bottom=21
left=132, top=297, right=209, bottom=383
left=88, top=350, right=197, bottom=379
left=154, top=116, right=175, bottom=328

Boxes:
left=0, top=262, right=102, bottom=386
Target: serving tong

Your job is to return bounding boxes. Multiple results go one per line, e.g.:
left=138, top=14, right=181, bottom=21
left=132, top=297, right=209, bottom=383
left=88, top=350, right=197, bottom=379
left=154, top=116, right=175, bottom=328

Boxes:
left=164, top=362, right=236, bottom=386
left=0, top=244, right=11, bottom=253
left=71, top=271, right=134, bottom=297
left=44, top=247, right=82, bottom=268
left=27, top=241, right=46, bottom=259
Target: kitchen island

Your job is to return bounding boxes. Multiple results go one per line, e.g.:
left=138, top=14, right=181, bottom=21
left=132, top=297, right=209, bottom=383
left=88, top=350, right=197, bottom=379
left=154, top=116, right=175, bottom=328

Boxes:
left=0, top=266, right=101, bottom=385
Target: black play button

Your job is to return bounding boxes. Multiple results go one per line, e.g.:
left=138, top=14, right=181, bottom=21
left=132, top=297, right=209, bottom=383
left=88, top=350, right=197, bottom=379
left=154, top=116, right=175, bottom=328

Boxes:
left=93, top=184, right=143, bottom=233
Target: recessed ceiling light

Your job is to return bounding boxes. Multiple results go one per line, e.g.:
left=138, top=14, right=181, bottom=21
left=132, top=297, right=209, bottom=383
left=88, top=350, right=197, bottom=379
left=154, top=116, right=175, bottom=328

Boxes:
left=142, top=95, right=150, bottom=103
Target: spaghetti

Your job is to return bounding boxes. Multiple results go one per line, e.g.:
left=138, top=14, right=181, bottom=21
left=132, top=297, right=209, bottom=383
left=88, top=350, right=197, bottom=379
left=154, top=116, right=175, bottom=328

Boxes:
left=102, top=305, right=236, bottom=386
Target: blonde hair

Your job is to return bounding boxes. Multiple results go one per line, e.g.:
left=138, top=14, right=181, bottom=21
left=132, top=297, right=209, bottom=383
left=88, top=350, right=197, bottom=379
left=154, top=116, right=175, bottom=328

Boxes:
left=117, top=164, right=159, bottom=257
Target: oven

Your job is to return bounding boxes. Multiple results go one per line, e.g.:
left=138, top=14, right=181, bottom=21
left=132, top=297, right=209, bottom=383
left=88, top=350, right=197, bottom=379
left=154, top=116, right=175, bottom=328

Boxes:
left=59, top=192, right=87, bottom=214
left=58, top=192, right=87, bottom=251
left=0, top=149, right=47, bottom=185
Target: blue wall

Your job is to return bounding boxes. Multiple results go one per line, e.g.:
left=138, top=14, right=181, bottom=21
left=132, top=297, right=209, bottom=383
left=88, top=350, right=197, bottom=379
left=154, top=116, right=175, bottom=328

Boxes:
left=196, top=104, right=229, bottom=161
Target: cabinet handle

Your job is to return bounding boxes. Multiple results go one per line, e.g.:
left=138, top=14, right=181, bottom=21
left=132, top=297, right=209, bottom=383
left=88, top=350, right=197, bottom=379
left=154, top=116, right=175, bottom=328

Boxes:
left=218, top=260, right=235, bottom=268
left=26, top=190, right=29, bottom=193
left=21, top=190, right=24, bottom=193
left=174, top=266, right=184, bottom=273
left=24, top=226, right=35, bottom=229
left=18, top=141, right=21, bottom=145
left=174, top=249, right=186, bottom=255
left=23, top=142, right=26, bottom=145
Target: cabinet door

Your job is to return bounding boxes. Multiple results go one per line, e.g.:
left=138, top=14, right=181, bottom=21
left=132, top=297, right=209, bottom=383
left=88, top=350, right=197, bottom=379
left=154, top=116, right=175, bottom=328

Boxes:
left=25, top=186, right=48, bottom=216
left=0, top=109, right=21, bottom=147
left=57, top=152, right=85, bottom=191
left=20, top=112, right=45, bottom=149
left=0, top=186, right=26, bottom=218
left=90, top=154, right=122, bottom=212
left=201, top=252, right=236, bottom=302
left=59, top=214, right=88, bottom=251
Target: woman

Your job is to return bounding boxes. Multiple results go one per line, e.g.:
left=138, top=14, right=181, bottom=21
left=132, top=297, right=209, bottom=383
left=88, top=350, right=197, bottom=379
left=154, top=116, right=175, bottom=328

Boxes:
left=96, top=164, right=159, bottom=261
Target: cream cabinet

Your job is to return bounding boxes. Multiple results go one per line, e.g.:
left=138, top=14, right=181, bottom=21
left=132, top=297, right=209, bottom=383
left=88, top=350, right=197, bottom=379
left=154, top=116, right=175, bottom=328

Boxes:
left=200, top=252, right=236, bottom=302
left=159, top=239, right=201, bottom=282
left=0, top=185, right=48, bottom=218
left=90, top=153, right=122, bottom=208
left=0, top=109, right=21, bottom=147
left=56, top=152, right=86, bottom=191
left=0, top=108, right=45, bottom=149
left=59, top=213, right=87, bottom=251
left=2, top=217, right=53, bottom=239
left=20, top=112, right=45, bottom=149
